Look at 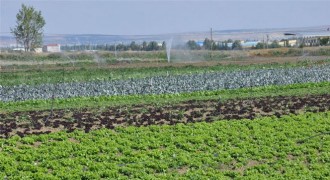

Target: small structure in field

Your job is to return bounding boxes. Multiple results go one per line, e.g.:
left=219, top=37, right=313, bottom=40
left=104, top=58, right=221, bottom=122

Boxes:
left=43, top=44, right=61, bottom=52
left=279, top=39, right=297, bottom=47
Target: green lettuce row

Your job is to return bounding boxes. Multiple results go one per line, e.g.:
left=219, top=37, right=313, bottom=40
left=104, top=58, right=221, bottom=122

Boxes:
left=0, top=111, right=329, bottom=179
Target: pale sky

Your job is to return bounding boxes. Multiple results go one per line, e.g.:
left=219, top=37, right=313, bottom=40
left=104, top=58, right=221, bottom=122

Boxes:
left=1, top=0, right=330, bottom=35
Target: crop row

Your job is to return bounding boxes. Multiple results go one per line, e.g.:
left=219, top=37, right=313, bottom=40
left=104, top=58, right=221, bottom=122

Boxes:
left=2, top=81, right=329, bottom=113
left=0, top=112, right=329, bottom=179
left=1, top=65, right=330, bottom=102
left=1, top=93, right=329, bottom=138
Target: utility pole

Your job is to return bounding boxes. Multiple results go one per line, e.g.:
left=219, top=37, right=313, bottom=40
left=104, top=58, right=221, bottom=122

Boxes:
left=210, top=28, right=213, bottom=43
left=266, top=34, right=269, bottom=49
left=262, top=35, right=265, bottom=49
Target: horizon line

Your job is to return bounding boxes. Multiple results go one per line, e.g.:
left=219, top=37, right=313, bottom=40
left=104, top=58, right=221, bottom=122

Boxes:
left=1, top=24, right=329, bottom=37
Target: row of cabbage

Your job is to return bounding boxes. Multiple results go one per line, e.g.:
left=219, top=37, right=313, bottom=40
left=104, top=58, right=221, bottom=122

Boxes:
left=1, top=65, right=330, bottom=102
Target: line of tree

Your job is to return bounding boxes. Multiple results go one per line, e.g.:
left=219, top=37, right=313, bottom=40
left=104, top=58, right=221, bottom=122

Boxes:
left=186, top=39, right=286, bottom=50
left=61, top=41, right=167, bottom=51
left=253, top=41, right=281, bottom=49
left=62, top=39, right=246, bottom=52
left=186, top=38, right=243, bottom=50
left=62, top=37, right=329, bottom=52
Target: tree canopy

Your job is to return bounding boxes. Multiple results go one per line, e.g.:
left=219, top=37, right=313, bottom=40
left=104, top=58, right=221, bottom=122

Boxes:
left=11, top=4, right=46, bottom=52
left=186, top=40, right=200, bottom=50
left=319, top=37, right=330, bottom=46
left=203, top=38, right=216, bottom=50
left=232, top=40, right=242, bottom=50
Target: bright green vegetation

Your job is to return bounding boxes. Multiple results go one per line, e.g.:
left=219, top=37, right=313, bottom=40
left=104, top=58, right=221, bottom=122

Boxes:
left=1, top=81, right=329, bottom=113
left=0, top=112, right=329, bottom=179
left=1, top=59, right=329, bottom=86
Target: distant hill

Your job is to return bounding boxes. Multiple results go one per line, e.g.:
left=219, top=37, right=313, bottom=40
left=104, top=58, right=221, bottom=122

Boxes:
left=1, top=25, right=329, bottom=47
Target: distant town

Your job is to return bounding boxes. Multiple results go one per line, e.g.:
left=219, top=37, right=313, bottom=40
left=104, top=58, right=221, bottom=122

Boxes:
left=1, top=27, right=330, bottom=53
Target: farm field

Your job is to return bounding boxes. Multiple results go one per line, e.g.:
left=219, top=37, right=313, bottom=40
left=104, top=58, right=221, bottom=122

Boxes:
left=0, top=112, right=329, bottom=179
left=0, top=51, right=330, bottom=178
left=1, top=93, right=329, bottom=138
left=1, top=57, right=330, bottom=87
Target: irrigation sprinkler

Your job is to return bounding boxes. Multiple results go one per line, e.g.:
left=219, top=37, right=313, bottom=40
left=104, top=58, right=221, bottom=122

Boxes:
left=44, top=84, right=55, bottom=123
left=44, top=67, right=65, bottom=123
left=166, top=38, right=173, bottom=63
left=297, top=131, right=330, bottom=144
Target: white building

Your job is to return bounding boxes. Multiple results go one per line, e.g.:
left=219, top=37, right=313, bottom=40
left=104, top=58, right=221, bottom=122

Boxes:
left=279, top=39, right=297, bottom=47
left=43, top=44, right=61, bottom=52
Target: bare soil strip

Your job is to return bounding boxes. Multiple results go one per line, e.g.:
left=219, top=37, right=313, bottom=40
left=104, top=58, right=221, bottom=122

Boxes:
left=0, top=94, right=329, bottom=138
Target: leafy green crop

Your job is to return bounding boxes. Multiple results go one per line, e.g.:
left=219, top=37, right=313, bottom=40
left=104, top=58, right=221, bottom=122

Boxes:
left=1, top=81, right=329, bottom=113
left=0, top=111, right=329, bottom=179
left=1, top=59, right=329, bottom=86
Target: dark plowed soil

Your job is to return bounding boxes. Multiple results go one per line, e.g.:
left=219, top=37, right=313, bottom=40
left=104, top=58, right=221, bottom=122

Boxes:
left=1, top=94, right=329, bottom=138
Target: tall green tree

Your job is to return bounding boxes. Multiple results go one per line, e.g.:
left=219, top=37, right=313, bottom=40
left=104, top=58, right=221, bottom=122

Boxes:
left=161, top=41, right=166, bottom=50
left=11, top=4, right=46, bottom=52
left=142, top=41, right=148, bottom=51
left=147, top=41, right=159, bottom=51
left=232, top=40, right=242, bottom=50
left=203, top=38, right=216, bottom=50
left=130, top=41, right=139, bottom=51
left=255, top=42, right=266, bottom=49
left=319, top=37, right=330, bottom=46
left=270, top=40, right=281, bottom=48
left=186, top=40, right=200, bottom=50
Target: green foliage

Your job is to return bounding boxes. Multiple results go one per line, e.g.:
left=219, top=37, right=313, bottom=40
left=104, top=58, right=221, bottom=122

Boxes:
left=61, top=41, right=165, bottom=52
left=255, top=42, right=266, bottom=49
left=146, top=41, right=160, bottom=51
left=186, top=40, right=201, bottom=50
left=67, top=53, right=94, bottom=60
left=1, top=81, right=329, bottom=113
left=0, top=112, right=329, bottom=178
left=232, top=40, right=242, bottom=50
left=270, top=40, right=281, bottom=48
left=203, top=38, right=216, bottom=50
left=286, top=48, right=303, bottom=56
left=4, top=59, right=328, bottom=86
left=46, top=53, right=62, bottom=60
left=0, top=52, right=36, bottom=61
left=129, top=41, right=139, bottom=51
left=319, top=37, right=330, bottom=46
left=11, top=4, right=46, bottom=52
left=271, top=50, right=282, bottom=56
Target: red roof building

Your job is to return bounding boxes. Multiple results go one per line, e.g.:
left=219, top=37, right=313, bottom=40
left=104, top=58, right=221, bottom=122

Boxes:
left=43, top=44, right=61, bottom=52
